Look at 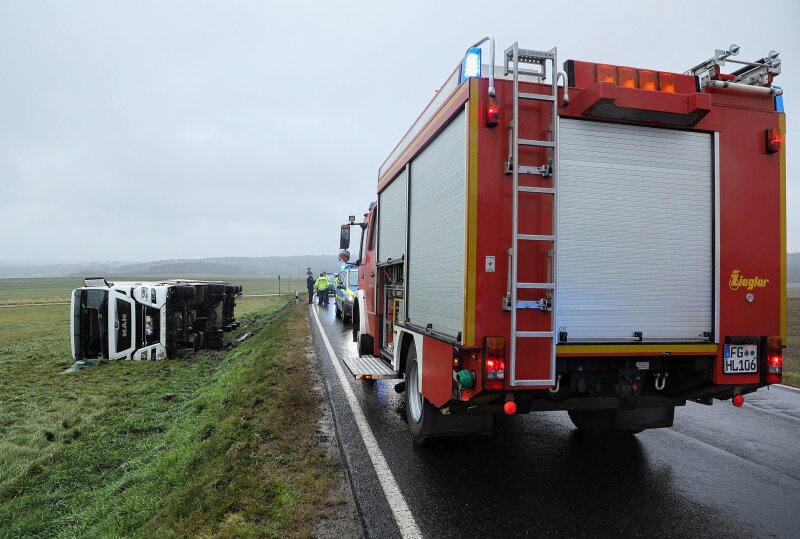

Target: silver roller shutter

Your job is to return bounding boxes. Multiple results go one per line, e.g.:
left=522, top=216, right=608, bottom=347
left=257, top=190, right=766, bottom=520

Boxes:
left=378, top=168, right=407, bottom=264
left=557, top=119, right=713, bottom=342
left=407, top=110, right=466, bottom=337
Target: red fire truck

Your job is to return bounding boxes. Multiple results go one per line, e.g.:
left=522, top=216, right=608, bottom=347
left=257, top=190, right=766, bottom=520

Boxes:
left=337, top=37, right=786, bottom=443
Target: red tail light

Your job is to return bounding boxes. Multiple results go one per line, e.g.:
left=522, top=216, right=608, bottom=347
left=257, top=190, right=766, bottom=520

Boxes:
left=484, top=337, right=505, bottom=390
left=766, top=128, right=782, bottom=153
left=767, top=336, right=783, bottom=384
left=486, top=96, right=500, bottom=128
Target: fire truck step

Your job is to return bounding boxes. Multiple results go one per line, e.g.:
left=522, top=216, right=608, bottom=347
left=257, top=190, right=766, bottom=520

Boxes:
left=517, top=282, right=555, bottom=289
left=519, top=139, right=555, bottom=148
left=517, top=300, right=550, bottom=310
left=516, top=165, right=552, bottom=176
left=519, top=92, right=556, bottom=101
left=519, top=186, right=555, bottom=194
left=517, top=234, right=555, bottom=242
left=342, top=355, right=401, bottom=380
left=516, top=331, right=555, bottom=338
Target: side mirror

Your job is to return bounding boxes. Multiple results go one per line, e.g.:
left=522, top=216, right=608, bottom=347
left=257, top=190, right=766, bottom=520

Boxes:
left=339, top=224, right=351, bottom=250
left=337, top=284, right=345, bottom=290
left=338, top=249, right=350, bottom=263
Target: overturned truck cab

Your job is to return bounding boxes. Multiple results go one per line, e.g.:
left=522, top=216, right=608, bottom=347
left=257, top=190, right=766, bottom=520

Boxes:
left=71, top=277, right=242, bottom=361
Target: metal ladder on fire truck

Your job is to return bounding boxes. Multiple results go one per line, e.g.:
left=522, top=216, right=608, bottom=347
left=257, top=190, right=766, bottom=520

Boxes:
left=503, top=43, right=569, bottom=388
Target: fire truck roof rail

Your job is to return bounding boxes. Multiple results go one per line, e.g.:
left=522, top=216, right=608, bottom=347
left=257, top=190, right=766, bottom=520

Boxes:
left=686, top=44, right=782, bottom=91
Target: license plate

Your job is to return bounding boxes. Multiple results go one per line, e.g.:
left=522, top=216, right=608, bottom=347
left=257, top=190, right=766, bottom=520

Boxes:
left=723, top=344, right=758, bottom=374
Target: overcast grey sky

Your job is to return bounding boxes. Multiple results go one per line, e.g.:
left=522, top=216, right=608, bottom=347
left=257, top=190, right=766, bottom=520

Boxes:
left=1, top=0, right=797, bottom=263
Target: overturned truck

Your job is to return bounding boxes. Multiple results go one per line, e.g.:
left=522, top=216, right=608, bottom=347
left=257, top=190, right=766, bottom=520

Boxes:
left=71, top=278, right=242, bottom=361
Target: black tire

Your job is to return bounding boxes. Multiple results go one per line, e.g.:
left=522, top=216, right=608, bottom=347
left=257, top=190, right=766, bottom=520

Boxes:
left=403, top=343, right=494, bottom=444
left=170, top=285, right=195, bottom=303
left=335, top=303, right=342, bottom=318
left=356, top=331, right=373, bottom=356
left=567, top=410, right=642, bottom=436
left=208, top=283, right=226, bottom=294
left=404, top=344, right=437, bottom=445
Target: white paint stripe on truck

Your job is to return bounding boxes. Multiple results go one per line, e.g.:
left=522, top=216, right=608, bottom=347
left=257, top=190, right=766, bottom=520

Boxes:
left=311, top=305, right=422, bottom=539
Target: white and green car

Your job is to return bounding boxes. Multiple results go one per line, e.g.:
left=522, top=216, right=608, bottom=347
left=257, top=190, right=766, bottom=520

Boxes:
left=334, top=266, right=359, bottom=323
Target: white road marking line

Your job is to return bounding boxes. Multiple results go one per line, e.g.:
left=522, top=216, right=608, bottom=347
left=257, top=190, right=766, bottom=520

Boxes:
left=311, top=305, right=422, bottom=539
left=775, top=384, right=800, bottom=394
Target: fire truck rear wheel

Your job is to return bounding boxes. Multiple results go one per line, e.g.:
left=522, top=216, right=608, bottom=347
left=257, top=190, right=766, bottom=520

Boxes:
left=404, top=348, right=436, bottom=445
left=567, top=410, right=642, bottom=436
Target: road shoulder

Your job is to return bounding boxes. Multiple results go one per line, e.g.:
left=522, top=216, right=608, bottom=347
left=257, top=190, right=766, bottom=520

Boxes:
left=307, top=317, right=365, bottom=538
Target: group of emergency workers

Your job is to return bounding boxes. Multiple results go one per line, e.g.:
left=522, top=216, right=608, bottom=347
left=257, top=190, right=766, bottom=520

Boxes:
left=306, top=270, right=337, bottom=305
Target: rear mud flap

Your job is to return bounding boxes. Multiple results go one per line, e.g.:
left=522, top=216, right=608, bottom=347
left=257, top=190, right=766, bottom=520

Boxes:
left=616, top=406, right=674, bottom=430
left=422, top=411, right=494, bottom=438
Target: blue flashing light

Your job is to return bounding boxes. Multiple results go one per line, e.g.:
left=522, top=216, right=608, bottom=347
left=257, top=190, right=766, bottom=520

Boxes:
left=774, top=86, right=784, bottom=113
left=460, top=47, right=482, bottom=84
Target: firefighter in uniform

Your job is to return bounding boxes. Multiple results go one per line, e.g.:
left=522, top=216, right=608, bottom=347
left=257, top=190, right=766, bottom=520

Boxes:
left=306, top=272, right=315, bottom=304
left=315, top=272, right=330, bottom=305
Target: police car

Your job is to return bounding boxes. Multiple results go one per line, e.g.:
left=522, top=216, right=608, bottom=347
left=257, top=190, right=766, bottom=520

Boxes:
left=335, top=266, right=359, bottom=323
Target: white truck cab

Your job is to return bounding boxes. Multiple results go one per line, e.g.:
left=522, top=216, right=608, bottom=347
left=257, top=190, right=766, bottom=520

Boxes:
left=70, top=278, right=241, bottom=361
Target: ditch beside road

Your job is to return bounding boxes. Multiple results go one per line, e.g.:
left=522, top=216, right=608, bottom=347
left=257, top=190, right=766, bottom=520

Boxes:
left=0, top=297, right=360, bottom=538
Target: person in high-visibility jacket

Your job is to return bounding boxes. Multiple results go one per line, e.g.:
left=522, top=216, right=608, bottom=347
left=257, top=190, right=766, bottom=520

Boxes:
left=315, top=272, right=330, bottom=305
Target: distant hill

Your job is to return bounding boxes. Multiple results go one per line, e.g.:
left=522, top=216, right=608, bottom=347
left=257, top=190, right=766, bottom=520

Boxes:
left=0, top=255, right=342, bottom=278
left=2, top=253, right=799, bottom=282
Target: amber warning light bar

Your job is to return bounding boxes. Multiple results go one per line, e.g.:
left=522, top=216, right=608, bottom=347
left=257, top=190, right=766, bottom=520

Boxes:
left=567, top=60, right=697, bottom=93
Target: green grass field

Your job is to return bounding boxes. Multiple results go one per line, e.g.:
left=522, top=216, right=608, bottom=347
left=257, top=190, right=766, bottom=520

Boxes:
left=0, top=276, right=307, bottom=305
left=0, top=285, right=339, bottom=538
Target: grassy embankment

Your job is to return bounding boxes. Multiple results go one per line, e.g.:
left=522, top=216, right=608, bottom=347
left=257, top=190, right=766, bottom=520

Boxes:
left=0, top=276, right=306, bottom=305
left=0, top=291, right=340, bottom=538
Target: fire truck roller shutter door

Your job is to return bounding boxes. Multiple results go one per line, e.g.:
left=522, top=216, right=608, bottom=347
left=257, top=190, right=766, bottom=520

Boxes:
left=407, top=110, right=467, bottom=338
left=557, top=119, right=713, bottom=342
left=378, top=168, right=408, bottom=264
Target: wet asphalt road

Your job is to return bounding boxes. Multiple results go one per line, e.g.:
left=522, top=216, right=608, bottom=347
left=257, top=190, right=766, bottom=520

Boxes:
left=308, top=301, right=800, bottom=538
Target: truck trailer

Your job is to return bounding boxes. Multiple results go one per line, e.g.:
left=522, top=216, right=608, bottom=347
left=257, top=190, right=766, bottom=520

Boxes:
left=71, top=278, right=242, bottom=361
left=338, top=37, right=786, bottom=443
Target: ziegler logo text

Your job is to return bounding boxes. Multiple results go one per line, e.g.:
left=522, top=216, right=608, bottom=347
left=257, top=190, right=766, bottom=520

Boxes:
left=729, top=270, right=769, bottom=291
